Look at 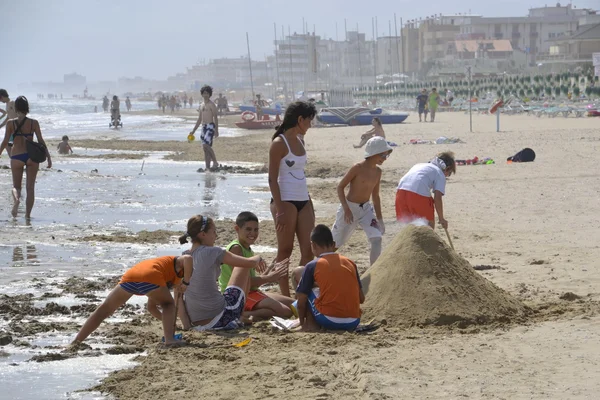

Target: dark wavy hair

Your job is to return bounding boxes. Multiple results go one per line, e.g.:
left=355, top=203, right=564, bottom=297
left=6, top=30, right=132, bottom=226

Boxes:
left=15, top=96, right=30, bottom=115
left=200, top=85, right=213, bottom=97
left=272, top=101, right=317, bottom=140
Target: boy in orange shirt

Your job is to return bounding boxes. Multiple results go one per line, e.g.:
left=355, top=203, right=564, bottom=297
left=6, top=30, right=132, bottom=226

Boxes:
left=72, top=255, right=192, bottom=346
left=292, top=224, right=365, bottom=331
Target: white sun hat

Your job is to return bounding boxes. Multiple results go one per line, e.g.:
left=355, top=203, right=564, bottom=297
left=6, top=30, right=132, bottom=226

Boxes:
left=364, top=136, right=394, bottom=158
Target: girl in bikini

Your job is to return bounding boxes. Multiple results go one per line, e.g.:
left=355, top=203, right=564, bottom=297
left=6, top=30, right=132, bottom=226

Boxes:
left=268, top=101, right=317, bottom=297
left=0, top=96, right=51, bottom=219
left=72, top=255, right=193, bottom=346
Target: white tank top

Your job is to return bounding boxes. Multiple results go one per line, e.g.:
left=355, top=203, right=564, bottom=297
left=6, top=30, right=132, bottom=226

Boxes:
left=277, top=134, right=309, bottom=201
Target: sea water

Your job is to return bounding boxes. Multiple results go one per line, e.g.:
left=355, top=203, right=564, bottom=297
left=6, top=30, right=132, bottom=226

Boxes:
left=0, top=99, right=273, bottom=399
left=25, top=97, right=244, bottom=141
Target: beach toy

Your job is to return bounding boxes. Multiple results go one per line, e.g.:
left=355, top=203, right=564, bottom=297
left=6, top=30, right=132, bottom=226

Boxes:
left=233, top=338, right=252, bottom=348
left=290, top=300, right=299, bottom=318
left=161, top=333, right=183, bottom=342
left=187, top=133, right=195, bottom=142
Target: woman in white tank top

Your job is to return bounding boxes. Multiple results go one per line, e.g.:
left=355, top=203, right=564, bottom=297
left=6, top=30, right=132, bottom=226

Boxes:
left=268, top=101, right=317, bottom=297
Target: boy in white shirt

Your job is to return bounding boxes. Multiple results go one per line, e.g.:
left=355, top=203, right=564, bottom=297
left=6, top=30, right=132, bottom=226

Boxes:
left=395, top=151, right=456, bottom=229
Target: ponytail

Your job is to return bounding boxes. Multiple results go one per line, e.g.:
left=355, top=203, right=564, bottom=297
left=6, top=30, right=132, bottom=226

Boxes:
left=271, top=100, right=317, bottom=141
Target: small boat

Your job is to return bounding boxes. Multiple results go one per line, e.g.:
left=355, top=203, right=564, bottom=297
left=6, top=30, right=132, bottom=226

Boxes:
left=239, top=104, right=284, bottom=116
left=317, top=107, right=408, bottom=126
left=235, top=112, right=281, bottom=130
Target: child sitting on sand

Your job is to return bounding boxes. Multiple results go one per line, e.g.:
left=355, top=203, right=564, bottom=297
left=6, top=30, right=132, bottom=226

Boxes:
left=219, top=211, right=293, bottom=321
left=57, top=135, right=73, bottom=155
left=177, top=215, right=284, bottom=331
left=395, top=151, right=456, bottom=229
left=332, top=136, right=392, bottom=265
left=353, top=117, right=385, bottom=148
left=292, top=224, right=364, bottom=331
left=72, top=255, right=193, bottom=346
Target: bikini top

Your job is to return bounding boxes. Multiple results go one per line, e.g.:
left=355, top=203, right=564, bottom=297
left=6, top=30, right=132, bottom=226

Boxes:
left=13, top=118, right=34, bottom=138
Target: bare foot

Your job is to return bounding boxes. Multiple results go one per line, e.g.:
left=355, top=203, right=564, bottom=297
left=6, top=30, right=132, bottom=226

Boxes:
left=11, top=188, right=19, bottom=218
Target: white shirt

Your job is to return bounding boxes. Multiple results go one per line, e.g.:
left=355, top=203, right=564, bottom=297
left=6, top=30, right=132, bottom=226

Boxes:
left=277, top=134, right=309, bottom=201
left=397, top=163, right=446, bottom=197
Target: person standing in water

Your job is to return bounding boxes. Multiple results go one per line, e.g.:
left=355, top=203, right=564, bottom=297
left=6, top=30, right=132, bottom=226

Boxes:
left=102, top=96, right=109, bottom=112
left=0, top=89, right=17, bottom=156
left=110, top=95, right=120, bottom=127
left=125, top=96, right=132, bottom=112
left=268, top=101, right=317, bottom=297
left=190, top=85, right=219, bottom=171
left=0, top=96, right=52, bottom=219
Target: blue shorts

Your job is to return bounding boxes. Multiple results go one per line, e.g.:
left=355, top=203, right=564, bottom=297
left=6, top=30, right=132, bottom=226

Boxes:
left=192, top=286, right=246, bottom=331
left=120, top=282, right=160, bottom=295
left=294, top=288, right=360, bottom=331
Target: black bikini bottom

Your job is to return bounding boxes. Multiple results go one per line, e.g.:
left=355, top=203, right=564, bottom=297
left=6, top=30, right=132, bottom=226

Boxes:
left=270, top=198, right=309, bottom=213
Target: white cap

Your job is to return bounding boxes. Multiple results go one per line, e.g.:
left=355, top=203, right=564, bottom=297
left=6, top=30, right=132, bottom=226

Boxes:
left=364, top=136, right=393, bottom=158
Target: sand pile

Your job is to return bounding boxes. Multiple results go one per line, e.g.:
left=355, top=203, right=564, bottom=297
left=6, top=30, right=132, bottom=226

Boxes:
left=362, top=225, right=528, bottom=327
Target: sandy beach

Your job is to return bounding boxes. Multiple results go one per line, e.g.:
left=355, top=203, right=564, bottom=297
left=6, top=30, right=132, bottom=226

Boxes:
left=2, top=109, right=600, bottom=399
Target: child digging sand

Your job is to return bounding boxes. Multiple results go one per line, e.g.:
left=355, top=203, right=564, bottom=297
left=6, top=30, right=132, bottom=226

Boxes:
left=72, top=255, right=193, bottom=346
left=292, top=224, right=365, bottom=331
left=332, top=136, right=392, bottom=265
left=219, top=212, right=293, bottom=321
left=57, top=135, right=73, bottom=155
left=395, top=151, right=456, bottom=229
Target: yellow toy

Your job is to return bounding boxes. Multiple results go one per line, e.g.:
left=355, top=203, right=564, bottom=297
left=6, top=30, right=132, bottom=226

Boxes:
left=187, top=133, right=195, bottom=142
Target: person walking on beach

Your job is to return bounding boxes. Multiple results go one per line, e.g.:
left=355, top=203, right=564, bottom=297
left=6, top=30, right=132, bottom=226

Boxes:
left=125, top=96, right=132, bottom=112
left=190, top=85, right=219, bottom=171
left=416, top=89, right=428, bottom=122
left=353, top=117, right=385, bottom=148
left=102, top=96, right=109, bottom=113
left=268, top=101, right=317, bottom=297
left=0, top=96, right=52, bottom=219
left=0, top=89, right=17, bottom=156
left=188, top=96, right=193, bottom=109
left=428, top=88, right=440, bottom=122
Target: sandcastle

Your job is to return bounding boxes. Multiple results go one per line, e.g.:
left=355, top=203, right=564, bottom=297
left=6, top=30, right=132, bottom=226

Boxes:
left=362, top=225, right=528, bottom=327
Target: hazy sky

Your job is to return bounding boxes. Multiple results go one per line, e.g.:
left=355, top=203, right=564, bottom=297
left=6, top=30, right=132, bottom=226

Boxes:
left=1, top=0, right=597, bottom=86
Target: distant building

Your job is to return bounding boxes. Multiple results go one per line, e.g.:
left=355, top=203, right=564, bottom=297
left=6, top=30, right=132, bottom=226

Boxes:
left=447, top=40, right=514, bottom=59
left=459, top=3, right=597, bottom=62
left=543, top=22, right=600, bottom=63
left=63, top=72, right=86, bottom=92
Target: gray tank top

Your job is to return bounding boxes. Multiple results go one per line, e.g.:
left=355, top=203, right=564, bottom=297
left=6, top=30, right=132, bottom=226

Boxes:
left=184, top=245, right=226, bottom=321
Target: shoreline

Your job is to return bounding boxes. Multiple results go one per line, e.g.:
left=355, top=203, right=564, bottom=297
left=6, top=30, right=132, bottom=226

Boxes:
left=2, top=111, right=600, bottom=398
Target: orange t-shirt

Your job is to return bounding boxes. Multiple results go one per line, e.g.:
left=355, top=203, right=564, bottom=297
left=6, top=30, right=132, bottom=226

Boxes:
left=296, top=253, right=362, bottom=318
left=120, top=256, right=181, bottom=287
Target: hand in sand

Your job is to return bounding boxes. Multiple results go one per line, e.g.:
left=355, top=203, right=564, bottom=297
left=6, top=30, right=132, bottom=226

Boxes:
left=343, top=206, right=354, bottom=224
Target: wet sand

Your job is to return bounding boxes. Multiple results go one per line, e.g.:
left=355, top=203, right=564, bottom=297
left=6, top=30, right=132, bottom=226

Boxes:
left=2, top=111, right=600, bottom=398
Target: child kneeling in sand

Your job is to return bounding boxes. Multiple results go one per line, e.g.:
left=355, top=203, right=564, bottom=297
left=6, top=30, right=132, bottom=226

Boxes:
left=72, top=255, right=193, bottom=346
left=395, top=151, right=456, bottom=229
left=292, top=224, right=364, bottom=331
left=177, top=214, right=276, bottom=331
left=219, top=211, right=293, bottom=321
left=332, top=136, right=392, bottom=265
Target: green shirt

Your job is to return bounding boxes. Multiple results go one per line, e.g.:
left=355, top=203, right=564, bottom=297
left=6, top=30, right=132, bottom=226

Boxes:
left=218, top=240, right=258, bottom=292
left=429, top=92, right=439, bottom=108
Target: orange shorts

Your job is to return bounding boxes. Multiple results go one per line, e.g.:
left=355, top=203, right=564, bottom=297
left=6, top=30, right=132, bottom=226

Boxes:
left=395, top=189, right=434, bottom=222
left=244, top=290, right=268, bottom=311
